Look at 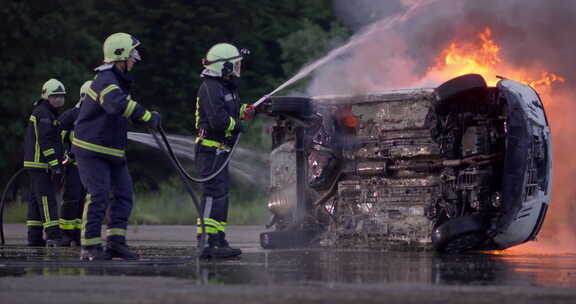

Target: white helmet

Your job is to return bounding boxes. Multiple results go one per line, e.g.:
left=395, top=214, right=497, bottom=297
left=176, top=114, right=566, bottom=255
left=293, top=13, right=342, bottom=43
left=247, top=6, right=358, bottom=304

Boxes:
left=202, top=43, right=249, bottom=77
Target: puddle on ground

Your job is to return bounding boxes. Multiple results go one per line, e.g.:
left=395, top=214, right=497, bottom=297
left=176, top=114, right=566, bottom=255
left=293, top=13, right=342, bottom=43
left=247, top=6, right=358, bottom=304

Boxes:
left=1, top=245, right=575, bottom=288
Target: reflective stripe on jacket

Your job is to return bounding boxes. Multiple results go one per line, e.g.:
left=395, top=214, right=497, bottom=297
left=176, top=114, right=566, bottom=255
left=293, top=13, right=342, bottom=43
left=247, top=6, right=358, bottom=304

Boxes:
left=72, top=66, right=152, bottom=160
left=58, top=106, right=79, bottom=150
left=195, top=76, right=245, bottom=145
left=23, top=100, right=63, bottom=169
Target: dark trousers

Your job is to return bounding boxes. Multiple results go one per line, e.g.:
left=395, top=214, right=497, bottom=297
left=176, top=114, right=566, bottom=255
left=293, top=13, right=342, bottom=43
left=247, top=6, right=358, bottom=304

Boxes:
left=60, top=163, right=85, bottom=238
left=27, top=170, right=61, bottom=241
left=76, top=156, right=133, bottom=247
left=196, top=147, right=230, bottom=235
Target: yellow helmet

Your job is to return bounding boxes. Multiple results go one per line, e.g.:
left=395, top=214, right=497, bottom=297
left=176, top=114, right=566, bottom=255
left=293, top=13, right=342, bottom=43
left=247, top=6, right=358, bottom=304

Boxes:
left=41, top=79, right=66, bottom=99
left=202, top=43, right=248, bottom=77
left=103, top=32, right=141, bottom=63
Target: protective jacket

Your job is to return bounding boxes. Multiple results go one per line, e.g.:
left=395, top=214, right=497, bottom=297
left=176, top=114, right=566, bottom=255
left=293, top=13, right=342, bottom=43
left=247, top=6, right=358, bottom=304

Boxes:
left=195, top=76, right=247, bottom=149
left=58, top=106, right=79, bottom=150
left=72, top=66, right=152, bottom=161
left=23, top=100, right=63, bottom=170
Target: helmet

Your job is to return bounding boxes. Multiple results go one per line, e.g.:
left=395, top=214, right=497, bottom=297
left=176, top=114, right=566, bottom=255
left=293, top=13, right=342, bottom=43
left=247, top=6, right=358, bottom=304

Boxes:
left=103, top=32, right=141, bottom=63
left=41, top=79, right=66, bottom=99
left=203, top=43, right=247, bottom=77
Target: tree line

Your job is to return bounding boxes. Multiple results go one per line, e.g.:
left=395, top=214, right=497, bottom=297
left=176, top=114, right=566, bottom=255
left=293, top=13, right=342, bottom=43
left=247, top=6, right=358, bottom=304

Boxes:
left=0, top=0, right=350, bottom=198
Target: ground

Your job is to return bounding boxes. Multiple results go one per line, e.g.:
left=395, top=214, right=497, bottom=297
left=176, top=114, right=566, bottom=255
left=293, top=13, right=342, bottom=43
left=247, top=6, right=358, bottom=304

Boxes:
left=1, top=224, right=575, bottom=304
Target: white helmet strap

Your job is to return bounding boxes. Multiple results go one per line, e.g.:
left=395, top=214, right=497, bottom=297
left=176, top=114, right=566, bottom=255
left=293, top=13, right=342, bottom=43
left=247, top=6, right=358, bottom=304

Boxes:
left=202, top=54, right=242, bottom=66
left=202, top=48, right=250, bottom=65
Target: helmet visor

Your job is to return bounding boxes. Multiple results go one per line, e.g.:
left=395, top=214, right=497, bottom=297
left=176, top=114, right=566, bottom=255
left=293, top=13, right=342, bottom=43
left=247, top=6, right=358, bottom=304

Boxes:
left=130, top=48, right=142, bottom=61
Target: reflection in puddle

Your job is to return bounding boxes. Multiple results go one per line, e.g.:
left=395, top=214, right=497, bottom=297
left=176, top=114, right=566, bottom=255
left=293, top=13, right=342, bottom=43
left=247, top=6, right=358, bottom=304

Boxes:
left=1, top=246, right=575, bottom=288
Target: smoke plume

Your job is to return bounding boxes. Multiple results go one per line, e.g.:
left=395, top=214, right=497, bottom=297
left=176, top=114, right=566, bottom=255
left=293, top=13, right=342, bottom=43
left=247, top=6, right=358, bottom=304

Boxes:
left=315, top=0, right=576, bottom=253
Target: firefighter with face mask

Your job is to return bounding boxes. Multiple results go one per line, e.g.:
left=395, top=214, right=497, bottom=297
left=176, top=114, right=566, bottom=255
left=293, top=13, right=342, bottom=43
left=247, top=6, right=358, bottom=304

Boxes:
left=23, top=79, right=66, bottom=247
left=72, top=33, right=160, bottom=260
left=57, top=80, right=91, bottom=246
left=195, top=43, right=255, bottom=258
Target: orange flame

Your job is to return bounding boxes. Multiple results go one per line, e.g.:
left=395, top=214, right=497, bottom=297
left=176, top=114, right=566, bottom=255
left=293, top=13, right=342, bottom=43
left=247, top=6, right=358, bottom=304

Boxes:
left=426, top=27, right=565, bottom=97
left=426, top=28, right=573, bottom=257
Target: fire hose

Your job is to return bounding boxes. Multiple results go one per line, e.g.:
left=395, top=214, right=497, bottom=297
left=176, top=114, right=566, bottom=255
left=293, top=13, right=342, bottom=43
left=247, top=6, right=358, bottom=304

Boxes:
left=0, top=125, right=236, bottom=259
left=0, top=128, right=233, bottom=265
left=0, top=168, right=25, bottom=245
left=146, top=119, right=241, bottom=257
left=0, top=123, right=245, bottom=268
left=0, top=97, right=262, bottom=266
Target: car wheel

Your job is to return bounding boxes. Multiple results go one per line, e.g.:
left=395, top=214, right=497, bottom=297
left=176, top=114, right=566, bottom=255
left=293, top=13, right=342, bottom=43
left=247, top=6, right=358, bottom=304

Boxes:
left=436, top=74, right=488, bottom=102
left=431, top=215, right=488, bottom=253
left=270, top=97, right=313, bottom=116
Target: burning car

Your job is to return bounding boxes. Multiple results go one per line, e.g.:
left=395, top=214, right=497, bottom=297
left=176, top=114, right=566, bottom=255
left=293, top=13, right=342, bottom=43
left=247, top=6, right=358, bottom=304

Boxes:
left=259, top=74, right=552, bottom=253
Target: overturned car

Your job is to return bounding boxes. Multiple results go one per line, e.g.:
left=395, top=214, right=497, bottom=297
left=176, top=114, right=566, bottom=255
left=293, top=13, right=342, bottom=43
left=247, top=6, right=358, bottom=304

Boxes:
left=260, top=74, right=552, bottom=253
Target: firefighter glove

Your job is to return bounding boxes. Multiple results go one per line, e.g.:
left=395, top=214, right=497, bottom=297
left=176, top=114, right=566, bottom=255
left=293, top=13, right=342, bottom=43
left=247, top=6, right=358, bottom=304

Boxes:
left=148, top=111, right=161, bottom=130
left=242, top=104, right=256, bottom=121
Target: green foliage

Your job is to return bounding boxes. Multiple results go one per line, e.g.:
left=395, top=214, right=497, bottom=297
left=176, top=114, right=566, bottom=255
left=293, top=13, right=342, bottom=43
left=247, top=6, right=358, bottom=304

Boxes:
left=0, top=0, right=350, bottom=222
left=279, top=19, right=351, bottom=78
left=3, top=196, right=27, bottom=223
left=4, top=179, right=267, bottom=225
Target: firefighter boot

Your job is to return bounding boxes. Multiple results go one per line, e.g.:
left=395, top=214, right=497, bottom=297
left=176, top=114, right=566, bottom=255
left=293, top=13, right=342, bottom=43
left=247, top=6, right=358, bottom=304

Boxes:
left=45, top=227, right=65, bottom=247
left=199, top=233, right=241, bottom=259
left=27, top=227, right=45, bottom=247
left=73, top=229, right=81, bottom=246
left=59, top=230, right=76, bottom=247
left=218, top=232, right=242, bottom=257
left=46, top=239, right=73, bottom=247
left=80, top=245, right=111, bottom=261
left=106, top=240, right=140, bottom=260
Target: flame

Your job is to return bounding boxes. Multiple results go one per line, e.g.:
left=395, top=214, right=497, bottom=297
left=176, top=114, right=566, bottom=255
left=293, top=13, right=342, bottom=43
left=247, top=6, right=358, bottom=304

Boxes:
left=426, top=27, right=565, bottom=97
left=426, top=28, right=573, bottom=256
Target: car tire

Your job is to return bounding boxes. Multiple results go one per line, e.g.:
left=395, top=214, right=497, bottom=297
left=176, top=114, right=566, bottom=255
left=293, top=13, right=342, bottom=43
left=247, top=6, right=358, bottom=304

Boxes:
left=431, top=215, right=488, bottom=253
left=270, top=97, right=313, bottom=116
left=436, top=74, right=488, bottom=102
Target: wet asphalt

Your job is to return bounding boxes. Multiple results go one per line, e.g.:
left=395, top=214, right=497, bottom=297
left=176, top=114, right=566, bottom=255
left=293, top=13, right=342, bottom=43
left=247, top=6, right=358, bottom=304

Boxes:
left=1, top=224, right=575, bottom=303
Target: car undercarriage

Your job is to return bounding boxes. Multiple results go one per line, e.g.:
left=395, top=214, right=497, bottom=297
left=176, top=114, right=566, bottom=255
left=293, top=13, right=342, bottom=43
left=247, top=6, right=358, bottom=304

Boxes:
left=260, top=74, right=551, bottom=253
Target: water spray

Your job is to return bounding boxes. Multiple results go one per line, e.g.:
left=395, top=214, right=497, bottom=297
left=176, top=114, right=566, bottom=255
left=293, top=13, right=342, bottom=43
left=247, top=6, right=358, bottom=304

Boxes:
left=1, top=0, right=435, bottom=258
left=253, top=0, right=432, bottom=108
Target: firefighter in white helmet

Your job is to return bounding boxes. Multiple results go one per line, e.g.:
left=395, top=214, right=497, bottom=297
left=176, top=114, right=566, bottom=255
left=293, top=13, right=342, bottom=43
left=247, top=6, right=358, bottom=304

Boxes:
left=23, top=78, right=67, bottom=247
left=194, top=43, right=255, bottom=258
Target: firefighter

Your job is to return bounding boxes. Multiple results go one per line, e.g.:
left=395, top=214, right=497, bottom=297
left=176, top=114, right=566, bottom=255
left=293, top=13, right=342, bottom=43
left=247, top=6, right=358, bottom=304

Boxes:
left=57, top=80, right=91, bottom=246
left=195, top=43, right=255, bottom=258
left=72, top=33, right=160, bottom=261
left=23, top=78, right=66, bottom=247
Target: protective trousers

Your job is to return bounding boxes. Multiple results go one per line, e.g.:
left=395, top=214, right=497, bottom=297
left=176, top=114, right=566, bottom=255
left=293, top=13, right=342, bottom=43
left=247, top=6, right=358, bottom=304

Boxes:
left=196, top=146, right=229, bottom=236
left=76, top=156, right=133, bottom=248
left=59, top=163, right=85, bottom=242
left=27, top=170, right=61, bottom=242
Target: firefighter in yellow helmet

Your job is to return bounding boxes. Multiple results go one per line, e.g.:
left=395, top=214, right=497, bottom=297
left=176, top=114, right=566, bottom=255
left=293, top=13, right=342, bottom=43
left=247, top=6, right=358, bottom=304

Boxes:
left=195, top=43, right=255, bottom=258
left=72, top=33, right=160, bottom=260
left=23, top=78, right=67, bottom=247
